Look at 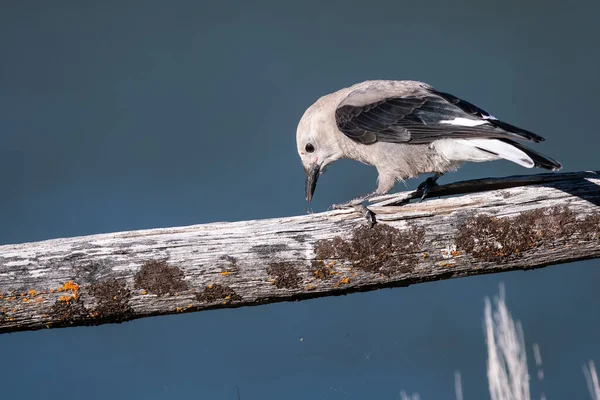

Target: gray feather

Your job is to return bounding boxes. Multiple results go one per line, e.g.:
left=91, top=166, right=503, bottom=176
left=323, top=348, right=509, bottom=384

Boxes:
left=335, top=83, right=545, bottom=145
left=296, top=80, right=561, bottom=200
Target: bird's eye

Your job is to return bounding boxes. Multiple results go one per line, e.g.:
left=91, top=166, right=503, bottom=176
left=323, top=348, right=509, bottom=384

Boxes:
left=305, top=143, right=315, bottom=153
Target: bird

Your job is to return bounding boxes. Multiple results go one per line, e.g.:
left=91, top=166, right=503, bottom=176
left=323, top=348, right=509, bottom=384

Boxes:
left=296, top=80, right=561, bottom=211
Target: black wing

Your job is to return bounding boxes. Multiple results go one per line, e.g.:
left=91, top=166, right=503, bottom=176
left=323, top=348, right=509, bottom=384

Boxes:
left=335, top=88, right=545, bottom=145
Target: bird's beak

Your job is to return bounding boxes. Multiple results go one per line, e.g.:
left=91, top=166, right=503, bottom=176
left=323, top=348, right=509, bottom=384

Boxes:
left=305, top=163, right=321, bottom=202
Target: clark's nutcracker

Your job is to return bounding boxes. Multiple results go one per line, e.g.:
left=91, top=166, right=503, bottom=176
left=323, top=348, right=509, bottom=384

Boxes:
left=297, top=80, right=561, bottom=208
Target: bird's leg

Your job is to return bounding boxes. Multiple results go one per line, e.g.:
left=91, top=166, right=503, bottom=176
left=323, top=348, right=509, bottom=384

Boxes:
left=330, top=191, right=378, bottom=228
left=416, top=172, right=443, bottom=201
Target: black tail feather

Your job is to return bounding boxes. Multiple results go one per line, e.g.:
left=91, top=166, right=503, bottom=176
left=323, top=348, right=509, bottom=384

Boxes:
left=500, top=139, right=562, bottom=171
left=430, top=89, right=546, bottom=143
left=488, top=119, right=546, bottom=143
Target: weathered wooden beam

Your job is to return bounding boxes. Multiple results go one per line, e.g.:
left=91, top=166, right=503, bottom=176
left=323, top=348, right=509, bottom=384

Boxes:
left=1, top=171, right=599, bottom=334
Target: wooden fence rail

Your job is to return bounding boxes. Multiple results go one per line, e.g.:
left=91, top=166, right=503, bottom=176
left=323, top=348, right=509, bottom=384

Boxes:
left=1, top=171, right=599, bottom=334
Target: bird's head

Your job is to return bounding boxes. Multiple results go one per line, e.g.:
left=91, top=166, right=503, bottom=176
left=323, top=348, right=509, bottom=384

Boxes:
left=296, top=102, right=344, bottom=202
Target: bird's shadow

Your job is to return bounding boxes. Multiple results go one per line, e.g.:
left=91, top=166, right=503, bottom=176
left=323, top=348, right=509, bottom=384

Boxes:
left=369, top=171, right=600, bottom=208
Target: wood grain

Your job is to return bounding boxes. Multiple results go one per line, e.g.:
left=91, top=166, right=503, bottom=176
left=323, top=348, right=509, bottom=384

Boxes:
left=1, top=171, right=599, bottom=334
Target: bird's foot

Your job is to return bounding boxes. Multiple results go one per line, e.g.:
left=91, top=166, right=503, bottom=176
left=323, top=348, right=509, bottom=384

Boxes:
left=359, top=205, right=377, bottom=228
left=332, top=203, right=377, bottom=227
left=330, top=193, right=378, bottom=227
left=416, top=175, right=441, bottom=202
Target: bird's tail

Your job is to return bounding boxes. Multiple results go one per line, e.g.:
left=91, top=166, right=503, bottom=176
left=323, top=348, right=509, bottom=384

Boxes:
left=464, top=138, right=562, bottom=171
left=498, top=139, right=562, bottom=171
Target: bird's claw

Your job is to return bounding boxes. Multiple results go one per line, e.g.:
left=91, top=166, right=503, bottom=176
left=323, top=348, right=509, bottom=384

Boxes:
left=330, top=202, right=377, bottom=227
left=360, top=205, right=377, bottom=228
left=417, top=177, right=439, bottom=202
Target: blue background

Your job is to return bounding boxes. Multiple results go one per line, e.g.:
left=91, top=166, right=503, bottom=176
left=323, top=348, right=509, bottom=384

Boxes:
left=1, top=1, right=599, bottom=398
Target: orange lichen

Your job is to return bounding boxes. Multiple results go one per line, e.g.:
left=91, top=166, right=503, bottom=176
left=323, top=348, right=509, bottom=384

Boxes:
left=220, top=271, right=231, bottom=276
left=422, top=253, right=428, bottom=259
left=305, top=285, right=316, bottom=291
left=339, top=277, right=350, bottom=285
left=22, top=298, right=28, bottom=303
left=141, top=290, right=147, bottom=295
left=27, top=289, right=38, bottom=297
left=187, top=304, right=193, bottom=309
left=176, top=307, right=183, bottom=312
left=208, top=284, right=214, bottom=289
left=59, top=281, right=80, bottom=292
left=451, top=251, right=461, bottom=257
left=55, top=281, right=81, bottom=303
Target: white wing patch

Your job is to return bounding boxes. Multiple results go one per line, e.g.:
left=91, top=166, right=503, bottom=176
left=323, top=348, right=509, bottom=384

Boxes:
left=439, top=117, right=490, bottom=127
left=433, top=138, right=535, bottom=168
left=465, top=139, right=534, bottom=168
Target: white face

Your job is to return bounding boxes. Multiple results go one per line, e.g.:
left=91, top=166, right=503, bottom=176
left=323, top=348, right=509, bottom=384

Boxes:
left=297, top=133, right=319, bottom=173
left=296, top=109, right=341, bottom=202
left=296, top=107, right=339, bottom=171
